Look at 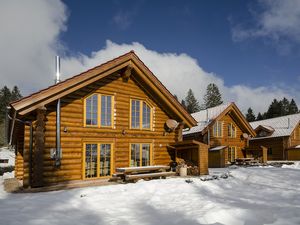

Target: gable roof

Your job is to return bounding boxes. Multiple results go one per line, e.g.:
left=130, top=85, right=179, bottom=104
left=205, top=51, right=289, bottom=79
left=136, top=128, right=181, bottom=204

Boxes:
left=10, top=51, right=197, bottom=128
left=183, top=102, right=255, bottom=136
left=250, top=113, right=300, bottom=139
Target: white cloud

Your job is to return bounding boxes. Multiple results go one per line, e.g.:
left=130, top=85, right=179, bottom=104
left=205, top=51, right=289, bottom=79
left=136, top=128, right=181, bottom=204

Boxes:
left=232, top=0, right=300, bottom=44
left=0, top=0, right=299, bottom=115
left=0, top=0, right=67, bottom=93
left=61, top=40, right=299, bottom=114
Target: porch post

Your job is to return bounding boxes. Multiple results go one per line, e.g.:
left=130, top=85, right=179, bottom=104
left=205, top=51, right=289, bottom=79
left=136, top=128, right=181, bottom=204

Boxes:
left=32, top=106, right=46, bottom=187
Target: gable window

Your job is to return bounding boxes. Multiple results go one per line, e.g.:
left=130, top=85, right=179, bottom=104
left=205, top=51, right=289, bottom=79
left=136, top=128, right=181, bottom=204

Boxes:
left=228, top=123, right=236, bottom=138
left=85, top=94, right=98, bottom=126
left=213, top=121, right=223, bottom=137
left=130, top=143, right=151, bottom=167
left=228, top=146, right=236, bottom=163
left=84, top=93, right=114, bottom=128
left=130, top=99, right=152, bottom=130
left=101, top=95, right=112, bottom=127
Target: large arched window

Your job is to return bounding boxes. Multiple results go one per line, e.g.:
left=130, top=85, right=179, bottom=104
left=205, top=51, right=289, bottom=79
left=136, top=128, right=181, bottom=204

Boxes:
left=130, top=99, right=152, bottom=130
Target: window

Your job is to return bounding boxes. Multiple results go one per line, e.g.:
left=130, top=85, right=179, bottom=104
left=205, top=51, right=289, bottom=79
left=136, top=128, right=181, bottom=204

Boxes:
left=101, top=95, right=112, bottom=127
left=130, top=99, right=152, bottom=130
left=228, top=123, right=236, bottom=138
left=131, top=100, right=140, bottom=129
left=84, top=143, right=112, bottom=179
left=213, top=121, right=223, bottom=137
left=85, top=94, right=98, bottom=126
left=84, top=94, right=114, bottom=128
left=228, top=146, right=236, bottom=163
left=267, top=147, right=272, bottom=155
left=130, top=143, right=151, bottom=167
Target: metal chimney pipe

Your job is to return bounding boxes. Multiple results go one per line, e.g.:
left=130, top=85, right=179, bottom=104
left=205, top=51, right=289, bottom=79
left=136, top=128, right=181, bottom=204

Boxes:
left=55, top=56, right=61, bottom=167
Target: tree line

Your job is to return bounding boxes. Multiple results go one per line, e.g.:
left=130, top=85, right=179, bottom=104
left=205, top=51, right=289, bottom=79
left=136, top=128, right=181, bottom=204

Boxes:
left=245, top=98, right=299, bottom=122
left=175, top=83, right=299, bottom=122
left=175, top=83, right=223, bottom=114
left=0, top=86, right=22, bottom=145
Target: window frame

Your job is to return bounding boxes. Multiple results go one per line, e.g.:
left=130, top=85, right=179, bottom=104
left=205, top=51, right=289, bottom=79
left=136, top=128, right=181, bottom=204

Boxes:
left=212, top=121, right=223, bottom=137
left=129, top=143, right=152, bottom=167
left=83, top=142, right=114, bottom=180
left=83, top=93, right=114, bottom=128
left=130, top=98, right=153, bottom=130
left=227, top=123, right=236, bottom=138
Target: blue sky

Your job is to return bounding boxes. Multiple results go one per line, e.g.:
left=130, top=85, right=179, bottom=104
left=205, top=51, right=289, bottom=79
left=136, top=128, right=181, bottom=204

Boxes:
left=0, top=0, right=299, bottom=113
left=61, top=0, right=300, bottom=89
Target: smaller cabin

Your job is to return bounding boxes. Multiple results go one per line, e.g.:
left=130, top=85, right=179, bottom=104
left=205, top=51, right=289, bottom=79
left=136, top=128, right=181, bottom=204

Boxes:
left=183, top=103, right=257, bottom=167
left=249, top=113, right=300, bottom=161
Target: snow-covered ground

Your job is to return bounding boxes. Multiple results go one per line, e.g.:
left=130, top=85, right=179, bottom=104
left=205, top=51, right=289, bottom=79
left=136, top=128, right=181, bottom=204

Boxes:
left=1, top=167, right=300, bottom=225
left=0, top=147, right=15, bottom=167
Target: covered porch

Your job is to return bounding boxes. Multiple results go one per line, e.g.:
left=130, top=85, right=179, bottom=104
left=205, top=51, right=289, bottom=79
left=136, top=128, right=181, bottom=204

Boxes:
left=169, top=140, right=209, bottom=175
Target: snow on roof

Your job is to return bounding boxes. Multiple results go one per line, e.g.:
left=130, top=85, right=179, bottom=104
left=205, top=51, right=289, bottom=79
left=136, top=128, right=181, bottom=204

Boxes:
left=210, top=146, right=227, bottom=151
left=183, top=103, right=231, bottom=135
left=250, top=113, right=300, bottom=139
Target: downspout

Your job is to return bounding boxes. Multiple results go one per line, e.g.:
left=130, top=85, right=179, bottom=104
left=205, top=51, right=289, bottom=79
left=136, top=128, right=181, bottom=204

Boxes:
left=55, top=56, right=61, bottom=167
left=206, top=108, right=210, bottom=145
left=28, top=122, right=33, bottom=187
left=8, top=109, right=17, bottom=146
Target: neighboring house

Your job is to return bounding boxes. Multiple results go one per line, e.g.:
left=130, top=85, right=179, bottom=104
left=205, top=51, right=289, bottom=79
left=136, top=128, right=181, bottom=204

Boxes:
left=183, top=103, right=256, bottom=167
left=249, top=113, right=300, bottom=161
left=8, top=51, right=202, bottom=188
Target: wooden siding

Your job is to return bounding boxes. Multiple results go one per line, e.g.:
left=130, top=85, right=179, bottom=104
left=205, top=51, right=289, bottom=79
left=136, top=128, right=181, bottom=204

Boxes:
left=290, top=123, right=300, bottom=147
left=249, top=137, right=287, bottom=160
left=19, top=73, right=179, bottom=186
left=286, top=149, right=300, bottom=160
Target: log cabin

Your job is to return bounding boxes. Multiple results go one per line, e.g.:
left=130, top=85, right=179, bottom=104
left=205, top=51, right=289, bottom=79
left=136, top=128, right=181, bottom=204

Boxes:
left=249, top=113, right=300, bottom=161
left=8, top=51, right=209, bottom=188
left=183, top=103, right=257, bottom=167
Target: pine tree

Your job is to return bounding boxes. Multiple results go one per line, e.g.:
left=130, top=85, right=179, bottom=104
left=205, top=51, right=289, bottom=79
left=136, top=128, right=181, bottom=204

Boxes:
left=0, top=86, right=12, bottom=120
left=245, top=107, right=256, bottom=122
left=203, top=83, right=223, bottom=108
left=289, top=99, right=299, bottom=114
left=280, top=97, right=290, bottom=116
left=11, top=86, right=22, bottom=101
left=266, top=99, right=282, bottom=119
left=256, top=112, right=263, bottom=121
left=185, top=89, right=200, bottom=113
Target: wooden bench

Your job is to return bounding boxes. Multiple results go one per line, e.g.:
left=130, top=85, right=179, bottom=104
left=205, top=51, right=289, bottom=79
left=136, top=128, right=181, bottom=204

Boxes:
left=113, top=165, right=173, bottom=182
left=125, top=171, right=176, bottom=181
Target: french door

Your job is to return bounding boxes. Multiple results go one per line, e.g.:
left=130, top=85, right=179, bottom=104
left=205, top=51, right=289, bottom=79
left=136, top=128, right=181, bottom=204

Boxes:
left=84, top=143, right=112, bottom=179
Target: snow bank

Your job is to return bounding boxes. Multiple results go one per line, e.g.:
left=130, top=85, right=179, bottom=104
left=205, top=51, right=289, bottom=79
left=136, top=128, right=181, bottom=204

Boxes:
left=0, top=147, right=15, bottom=167
left=0, top=167, right=300, bottom=225
left=282, top=161, right=300, bottom=169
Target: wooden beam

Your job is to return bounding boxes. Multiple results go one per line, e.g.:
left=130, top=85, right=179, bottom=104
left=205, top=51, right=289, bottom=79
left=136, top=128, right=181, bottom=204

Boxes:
left=32, top=106, right=46, bottom=187
left=121, top=64, right=133, bottom=82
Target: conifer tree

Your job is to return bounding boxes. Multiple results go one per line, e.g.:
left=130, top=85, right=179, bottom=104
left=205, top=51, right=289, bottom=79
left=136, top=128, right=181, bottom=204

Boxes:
left=245, top=107, right=256, bottom=122
left=289, top=99, right=299, bottom=114
left=11, top=86, right=22, bottom=101
left=181, top=99, right=187, bottom=110
left=256, top=112, right=263, bottom=121
left=203, top=83, right=223, bottom=108
left=185, top=89, right=200, bottom=113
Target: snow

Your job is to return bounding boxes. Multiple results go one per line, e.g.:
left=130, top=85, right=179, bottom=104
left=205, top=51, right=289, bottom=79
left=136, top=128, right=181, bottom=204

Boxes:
left=209, top=146, right=227, bottom=151
left=1, top=167, right=300, bottom=225
left=0, top=147, right=15, bottom=167
left=282, top=161, right=300, bottom=169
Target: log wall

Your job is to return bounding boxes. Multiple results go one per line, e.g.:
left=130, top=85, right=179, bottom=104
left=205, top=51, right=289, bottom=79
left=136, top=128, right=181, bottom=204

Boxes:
left=19, top=73, right=180, bottom=185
